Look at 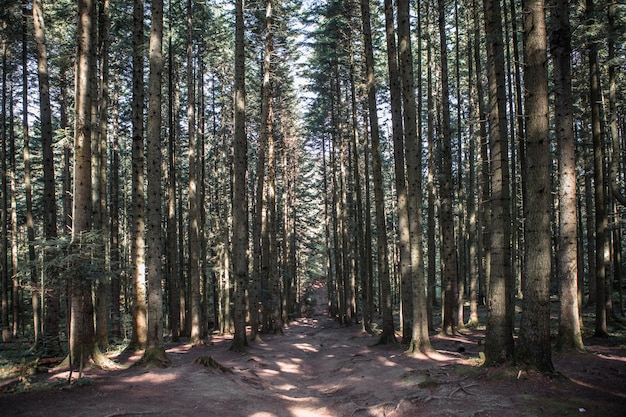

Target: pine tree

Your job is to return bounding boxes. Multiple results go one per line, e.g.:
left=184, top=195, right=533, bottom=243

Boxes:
left=231, top=0, right=249, bottom=352
left=516, top=0, right=554, bottom=373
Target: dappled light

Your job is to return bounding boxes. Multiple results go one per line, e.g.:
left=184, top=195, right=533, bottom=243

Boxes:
left=1, top=283, right=625, bottom=416
left=1, top=0, right=625, bottom=415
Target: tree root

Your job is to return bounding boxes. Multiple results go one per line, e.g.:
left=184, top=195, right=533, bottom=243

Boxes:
left=351, top=401, right=398, bottom=415
left=135, top=347, right=171, bottom=369
left=194, top=355, right=233, bottom=373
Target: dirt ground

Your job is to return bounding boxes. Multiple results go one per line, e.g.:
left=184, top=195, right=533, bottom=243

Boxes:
left=1, top=284, right=626, bottom=417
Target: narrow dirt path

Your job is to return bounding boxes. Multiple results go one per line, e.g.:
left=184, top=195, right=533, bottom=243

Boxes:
left=2, top=284, right=626, bottom=416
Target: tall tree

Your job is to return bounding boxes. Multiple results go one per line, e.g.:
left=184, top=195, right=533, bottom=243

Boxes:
left=358, top=0, right=378, bottom=334
left=482, top=0, right=514, bottom=365
left=110, top=89, right=121, bottom=340
left=92, top=0, right=110, bottom=350
left=166, top=1, right=180, bottom=341
left=0, top=32, right=8, bottom=342
left=231, top=0, right=248, bottom=352
left=142, top=0, right=169, bottom=365
left=550, top=0, right=584, bottom=352
left=437, top=0, right=459, bottom=335
left=187, top=0, right=202, bottom=345
left=33, top=0, right=61, bottom=355
left=70, top=0, right=108, bottom=368
left=381, top=0, right=410, bottom=343
left=130, top=0, right=147, bottom=351
left=260, top=0, right=282, bottom=334
left=426, top=1, right=438, bottom=330
left=379, top=0, right=400, bottom=344
left=397, top=0, right=431, bottom=353
left=22, top=0, right=34, bottom=340
left=516, top=0, right=554, bottom=373
left=607, top=0, right=626, bottom=208
left=586, top=0, right=608, bottom=338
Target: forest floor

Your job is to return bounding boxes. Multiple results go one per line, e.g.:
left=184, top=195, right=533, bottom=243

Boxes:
left=1, top=282, right=626, bottom=417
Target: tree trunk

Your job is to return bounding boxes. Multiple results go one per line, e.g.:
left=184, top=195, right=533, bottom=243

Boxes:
left=467, top=9, right=479, bottom=328
left=231, top=0, right=248, bottom=352
left=251, top=81, right=267, bottom=340
left=380, top=0, right=409, bottom=343
left=473, top=0, right=490, bottom=309
left=397, top=0, right=431, bottom=353
left=516, top=0, right=554, bottom=373
left=322, top=135, right=337, bottom=318
left=143, top=0, right=169, bottom=365
left=59, top=71, right=73, bottom=235
left=482, top=0, right=514, bottom=365
left=166, top=6, right=180, bottom=340
left=358, top=0, right=377, bottom=331
left=550, top=0, right=584, bottom=352
left=187, top=0, right=203, bottom=345
left=33, top=0, right=61, bottom=355
left=1, top=38, right=8, bottom=342
left=426, top=1, right=438, bottom=331
left=366, top=0, right=397, bottom=344
left=94, top=0, right=110, bottom=351
left=70, top=0, right=106, bottom=368
left=110, top=89, right=121, bottom=340
left=437, top=0, right=459, bottom=336
left=586, top=0, right=608, bottom=338
left=10, top=77, right=20, bottom=340
left=130, top=0, right=147, bottom=351
left=22, top=2, right=34, bottom=341
left=282, top=123, right=298, bottom=326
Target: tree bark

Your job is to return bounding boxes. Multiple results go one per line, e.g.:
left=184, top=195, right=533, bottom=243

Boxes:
left=607, top=2, right=626, bottom=207
left=22, top=1, right=34, bottom=341
left=143, top=0, right=169, bottom=365
left=550, top=0, right=584, bottom=352
left=437, top=0, right=459, bottom=336
left=397, top=0, right=431, bottom=353
left=187, top=0, right=203, bottom=345
left=372, top=0, right=397, bottom=344
left=0, top=38, right=8, bottom=342
left=70, top=0, right=107, bottom=368
left=586, top=0, right=608, bottom=338
left=33, top=0, right=62, bottom=355
left=517, top=0, right=554, bottom=373
left=110, top=89, right=121, bottom=340
left=166, top=10, right=180, bottom=340
left=94, top=0, right=110, bottom=351
left=359, top=0, right=378, bottom=333
left=130, top=0, right=147, bottom=351
left=482, top=0, right=514, bottom=365
left=231, top=0, right=248, bottom=352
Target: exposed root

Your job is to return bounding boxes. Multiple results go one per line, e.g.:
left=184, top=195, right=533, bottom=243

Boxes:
left=190, top=339, right=206, bottom=348
left=351, top=401, right=397, bottom=416
left=194, top=355, right=233, bottom=373
left=135, top=347, right=171, bottom=369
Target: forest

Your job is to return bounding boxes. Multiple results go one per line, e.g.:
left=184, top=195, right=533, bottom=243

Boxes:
left=0, top=0, right=625, bottom=414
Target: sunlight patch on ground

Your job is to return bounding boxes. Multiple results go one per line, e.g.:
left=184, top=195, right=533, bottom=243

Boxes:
left=273, top=383, right=299, bottom=391
left=594, top=352, right=626, bottom=363
left=249, top=412, right=279, bottom=417
left=292, top=343, right=318, bottom=353
left=119, top=372, right=179, bottom=384
left=166, top=345, right=193, bottom=354
left=408, top=350, right=463, bottom=363
left=275, top=360, right=302, bottom=374
left=570, top=377, right=626, bottom=399
left=375, top=356, right=399, bottom=367
left=288, top=405, right=334, bottom=417
left=258, top=368, right=280, bottom=377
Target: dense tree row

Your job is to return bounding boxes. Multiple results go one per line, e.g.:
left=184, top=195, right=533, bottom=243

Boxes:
left=303, top=0, right=624, bottom=372
left=0, top=0, right=624, bottom=373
